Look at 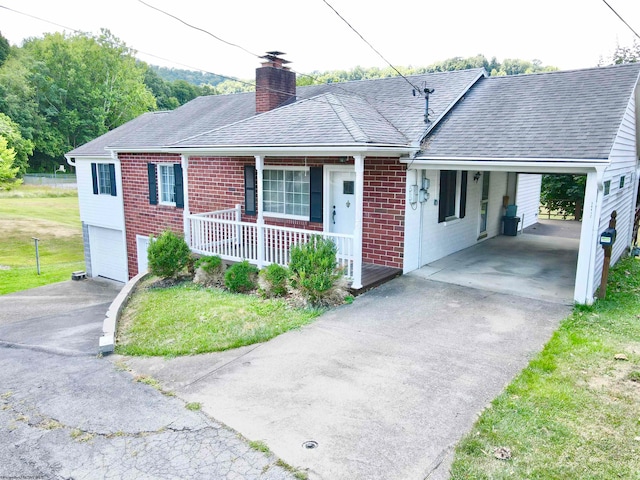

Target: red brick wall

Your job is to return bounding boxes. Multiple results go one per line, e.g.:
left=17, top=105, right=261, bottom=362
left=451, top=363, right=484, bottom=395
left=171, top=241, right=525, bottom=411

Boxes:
left=121, top=153, right=183, bottom=278
left=362, top=158, right=405, bottom=268
left=121, top=154, right=406, bottom=277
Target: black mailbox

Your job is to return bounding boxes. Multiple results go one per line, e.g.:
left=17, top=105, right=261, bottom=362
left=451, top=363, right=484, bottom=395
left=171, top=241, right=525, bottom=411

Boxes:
left=599, top=227, right=617, bottom=246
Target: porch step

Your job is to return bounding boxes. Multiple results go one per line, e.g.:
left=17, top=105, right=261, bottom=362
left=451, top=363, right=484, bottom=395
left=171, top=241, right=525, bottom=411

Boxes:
left=350, top=264, right=402, bottom=296
left=71, top=271, right=87, bottom=281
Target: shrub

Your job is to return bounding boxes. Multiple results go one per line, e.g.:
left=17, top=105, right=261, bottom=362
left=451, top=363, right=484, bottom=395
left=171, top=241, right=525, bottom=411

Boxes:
left=224, top=260, right=258, bottom=293
left=193, top=255, right=225, bottom=287
left=147, top=230, right=191, bottom=279
left=289, top=236, right=345, bottom=307
left=258, top=263, right=290, bottom=298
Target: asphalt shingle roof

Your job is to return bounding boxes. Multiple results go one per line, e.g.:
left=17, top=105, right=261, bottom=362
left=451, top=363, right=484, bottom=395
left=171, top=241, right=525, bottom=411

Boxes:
left=69, top=68, right=484, bottom=154
left=419, top=63, right=640, bottom=160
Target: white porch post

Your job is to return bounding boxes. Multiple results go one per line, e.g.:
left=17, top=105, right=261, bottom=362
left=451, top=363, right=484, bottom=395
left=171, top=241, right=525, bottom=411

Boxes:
left=352, top=155, right=364, bottom=289
left=181, top=155, right=191, bottom=247
left=255, top=155, right=265, bottom=268
left=574, top=167, right=605, bottom=304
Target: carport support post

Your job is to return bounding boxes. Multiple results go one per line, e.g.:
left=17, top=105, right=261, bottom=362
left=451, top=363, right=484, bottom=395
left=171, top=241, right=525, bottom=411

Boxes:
left=575, top=167, right=605, bottom=304
left=598, top=210, right=617, bottom=299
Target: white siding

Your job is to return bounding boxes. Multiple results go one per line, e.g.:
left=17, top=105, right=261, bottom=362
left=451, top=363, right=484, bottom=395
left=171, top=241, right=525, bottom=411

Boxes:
left=403, top=169, right=507, bottom=268
left=592, top=93, right=638, bottom=295
left=75, top=157, right=124, bottom=230
left=515, top=174, right=542, bottom=229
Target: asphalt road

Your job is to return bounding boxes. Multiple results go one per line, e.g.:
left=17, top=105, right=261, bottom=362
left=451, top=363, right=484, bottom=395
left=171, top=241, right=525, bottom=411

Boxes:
left=0, top=280, right=296, bottom=479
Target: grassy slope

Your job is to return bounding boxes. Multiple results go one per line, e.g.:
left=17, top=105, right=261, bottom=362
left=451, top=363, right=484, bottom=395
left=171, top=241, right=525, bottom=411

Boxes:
left=116, top=280, right=321, bottom=356
left=451, top=256, right=640, bottom=479
left=0, top=189, right=84, bottom=294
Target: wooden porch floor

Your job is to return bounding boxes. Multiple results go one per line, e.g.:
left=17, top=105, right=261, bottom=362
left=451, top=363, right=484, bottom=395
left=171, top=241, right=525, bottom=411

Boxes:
left=349, top=263, right=402, bottom=296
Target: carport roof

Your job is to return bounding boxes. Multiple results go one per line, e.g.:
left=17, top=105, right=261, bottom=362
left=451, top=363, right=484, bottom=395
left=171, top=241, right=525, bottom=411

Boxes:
left=417, top=63, right=640, bottom=161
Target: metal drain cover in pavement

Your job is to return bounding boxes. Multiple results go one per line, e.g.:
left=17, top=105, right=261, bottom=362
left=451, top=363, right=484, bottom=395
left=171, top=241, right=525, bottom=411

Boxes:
left=302, top=440, right=318, bottom=449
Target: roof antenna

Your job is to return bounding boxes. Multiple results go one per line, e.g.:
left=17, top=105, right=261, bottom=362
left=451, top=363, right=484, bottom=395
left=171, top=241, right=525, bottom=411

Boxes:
left=423, top=87, right=435, bottom=123
left=413, top=83, right=435, bottom=123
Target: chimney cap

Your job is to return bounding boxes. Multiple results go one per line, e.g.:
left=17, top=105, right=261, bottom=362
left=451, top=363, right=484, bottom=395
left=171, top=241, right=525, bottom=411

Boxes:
left=261, top=51, right=291, bottom=64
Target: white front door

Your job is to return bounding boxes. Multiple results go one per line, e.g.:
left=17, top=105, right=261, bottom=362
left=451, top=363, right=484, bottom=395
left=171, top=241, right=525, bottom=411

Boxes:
left=328, top=170, right=356, bottom=234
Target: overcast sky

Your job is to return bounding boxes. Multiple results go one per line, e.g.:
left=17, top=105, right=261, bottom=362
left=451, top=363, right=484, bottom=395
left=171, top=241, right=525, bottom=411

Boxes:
left=2, top=0, right=639, bottom=80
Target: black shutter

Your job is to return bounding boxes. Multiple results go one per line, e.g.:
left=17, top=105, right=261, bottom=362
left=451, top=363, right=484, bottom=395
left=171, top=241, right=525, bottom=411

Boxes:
left=91, top=163, right=98, bottom=195
left=109, top=163, right=117, bottom=196
left=174, top=163, right=184, bottom=208
left=459, top=171, right=468, bottom=219
left=244, top=165, right=256, bottom=215
left=147, top=163, right=158, bottom=205
left=309, top=166, right=323, bottom=223
left=438, top=170, right=458, bottom=222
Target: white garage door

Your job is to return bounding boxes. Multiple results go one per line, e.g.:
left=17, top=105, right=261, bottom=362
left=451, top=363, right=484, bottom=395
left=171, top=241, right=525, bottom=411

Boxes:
left=89, top=226, right=127, bottom=282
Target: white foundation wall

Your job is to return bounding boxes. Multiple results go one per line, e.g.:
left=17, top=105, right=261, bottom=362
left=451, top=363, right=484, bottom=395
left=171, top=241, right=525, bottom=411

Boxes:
left=403, top=169, right=508, bottom=272
left=515, top=174, right=542, bottom=229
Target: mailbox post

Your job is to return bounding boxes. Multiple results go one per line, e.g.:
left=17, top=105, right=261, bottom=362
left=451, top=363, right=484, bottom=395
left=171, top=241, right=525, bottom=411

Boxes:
left=598, top=211, right=617, bottom=299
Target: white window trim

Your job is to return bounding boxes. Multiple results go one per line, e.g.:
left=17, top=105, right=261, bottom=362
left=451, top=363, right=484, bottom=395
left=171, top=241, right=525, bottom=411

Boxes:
left=158, top=163, right=176, bottom=206
left=262, top=166, right=310, bottom=220
left=96, top=163, right=112, bottom=195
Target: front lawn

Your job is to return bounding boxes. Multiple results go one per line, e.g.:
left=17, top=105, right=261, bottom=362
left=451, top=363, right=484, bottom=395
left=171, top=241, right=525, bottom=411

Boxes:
left=451, top=256, right=640, bottom=479
left=115, top=278, right=322, bottom=356
left=0, top=187, right=84, bottom=294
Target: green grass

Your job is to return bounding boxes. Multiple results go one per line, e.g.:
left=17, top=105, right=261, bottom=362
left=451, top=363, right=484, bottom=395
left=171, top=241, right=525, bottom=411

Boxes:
left=116, top=279, right=322, bottom=357
left=451, top=256, right=640, bottom=479
left=0, top=187, right=84, bottom=294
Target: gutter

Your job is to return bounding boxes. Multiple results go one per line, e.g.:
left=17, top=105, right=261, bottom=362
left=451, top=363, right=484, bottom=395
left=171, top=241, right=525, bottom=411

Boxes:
left=401, top=156, right=609, bottom=174
left=106, top=144, right=414, bottom=158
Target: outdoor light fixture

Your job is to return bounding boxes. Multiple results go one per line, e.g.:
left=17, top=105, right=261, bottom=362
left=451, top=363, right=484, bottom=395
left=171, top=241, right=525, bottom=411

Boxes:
left=473, top=171, right=481, bottom=183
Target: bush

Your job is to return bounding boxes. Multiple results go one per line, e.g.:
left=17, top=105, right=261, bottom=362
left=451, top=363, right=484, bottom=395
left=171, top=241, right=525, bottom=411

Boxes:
left=147, top=230, right=191, bottom=279
left=258, top=263, right=290, bottom=298
left=289, top=236, right=345, bottom=307
left=193, top=255, right=225, bottom=288
left=224, top=260, right=258, bottom=293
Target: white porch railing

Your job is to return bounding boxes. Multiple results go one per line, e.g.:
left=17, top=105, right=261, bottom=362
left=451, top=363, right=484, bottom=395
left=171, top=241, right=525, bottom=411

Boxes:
left=189, top=205, right=355, bottom=279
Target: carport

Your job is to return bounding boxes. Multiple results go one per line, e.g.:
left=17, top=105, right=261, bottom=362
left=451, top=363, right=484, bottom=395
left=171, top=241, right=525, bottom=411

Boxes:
left=411, top=219, right=581, bottom=304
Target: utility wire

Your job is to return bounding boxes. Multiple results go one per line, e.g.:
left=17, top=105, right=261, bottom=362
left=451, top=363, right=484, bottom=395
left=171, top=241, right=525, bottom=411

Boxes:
left=320, top=0, right=423, bottom=94
left=137, top=0, right=261, bottom=59
left=601, top=0, right=640, bottom=40
left=1, top=2, right=426, bottom=113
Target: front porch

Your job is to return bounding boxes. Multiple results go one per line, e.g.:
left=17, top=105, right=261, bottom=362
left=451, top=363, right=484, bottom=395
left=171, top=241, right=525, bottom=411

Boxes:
left=188, top=205, right=393, bottom=291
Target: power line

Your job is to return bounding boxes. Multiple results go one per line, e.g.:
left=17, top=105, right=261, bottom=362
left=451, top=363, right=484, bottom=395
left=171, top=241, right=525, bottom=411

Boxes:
left=1, top=2, right=426, bottom=114
left=0, top=3, right=253, bottom=87
left=137, top=0, right=261, bottom=59
left=320, top=0, right=423, bottom=95
left=601, top=0, right=640, bottom=40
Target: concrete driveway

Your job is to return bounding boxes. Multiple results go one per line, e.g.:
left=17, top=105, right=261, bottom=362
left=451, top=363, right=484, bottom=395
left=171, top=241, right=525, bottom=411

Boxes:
left=124, top=275, right=571, bottom=480
left=0, top=278, right=123, bottom=355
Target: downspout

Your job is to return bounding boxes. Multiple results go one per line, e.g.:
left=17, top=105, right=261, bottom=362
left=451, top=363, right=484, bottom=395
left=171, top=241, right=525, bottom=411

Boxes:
left=352, top=155, right=364, bottom=289
left=182, top=155, right=191, bottom=247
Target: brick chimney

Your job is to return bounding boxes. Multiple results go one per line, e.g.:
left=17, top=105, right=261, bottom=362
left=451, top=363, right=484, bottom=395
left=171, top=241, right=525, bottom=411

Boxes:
left=256, top=51, right=296, bottom=114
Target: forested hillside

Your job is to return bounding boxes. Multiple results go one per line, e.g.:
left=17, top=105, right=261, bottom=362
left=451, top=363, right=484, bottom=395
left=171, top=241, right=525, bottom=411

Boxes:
left=0, top=26, right=634, bottom=182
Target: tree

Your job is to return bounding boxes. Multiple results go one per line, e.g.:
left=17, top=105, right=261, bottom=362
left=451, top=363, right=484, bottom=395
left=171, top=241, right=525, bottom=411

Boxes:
left=0, top=136, right=20, bottom=188
left=16, top=30, right=156, bottom=170
left=540, top=174, right=586, bottom=220
left=0, top=31, right=9, bottom=68
left=0, top=113, right=34, bottom=176
left=609, top=40, right=640, bottom=64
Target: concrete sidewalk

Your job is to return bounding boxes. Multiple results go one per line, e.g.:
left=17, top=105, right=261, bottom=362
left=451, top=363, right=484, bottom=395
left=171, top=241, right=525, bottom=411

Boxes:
left=123, top=275, right=571, bottom=480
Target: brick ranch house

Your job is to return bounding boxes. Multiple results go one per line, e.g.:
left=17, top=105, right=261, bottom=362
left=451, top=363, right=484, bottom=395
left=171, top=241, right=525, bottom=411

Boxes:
left=66, top=55, right=640, bottom=304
